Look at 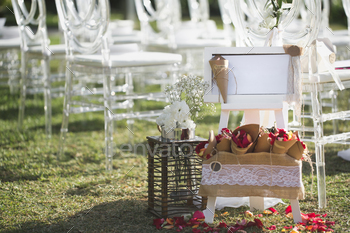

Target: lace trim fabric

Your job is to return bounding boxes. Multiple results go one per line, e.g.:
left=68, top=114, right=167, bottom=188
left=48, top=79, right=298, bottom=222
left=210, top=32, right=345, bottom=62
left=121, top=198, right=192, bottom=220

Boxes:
left=201, top=164, right=302, bottom=187
left=286, top=56, right=302, bottom=122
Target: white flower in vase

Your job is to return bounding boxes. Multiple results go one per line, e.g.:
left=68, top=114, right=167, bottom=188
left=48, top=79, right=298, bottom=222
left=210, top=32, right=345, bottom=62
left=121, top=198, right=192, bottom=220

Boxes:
left=172, top=100, right=190, bottom=123
left=157, top=101, right=192, bottom=133
left=180, top=119, right=196, bottom=130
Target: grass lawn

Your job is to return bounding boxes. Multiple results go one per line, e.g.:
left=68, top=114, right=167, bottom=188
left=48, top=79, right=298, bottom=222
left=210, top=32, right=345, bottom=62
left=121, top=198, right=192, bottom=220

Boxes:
left=1, top=33, right=350, bottom=233
left=1, top=78, right=350, bottom=232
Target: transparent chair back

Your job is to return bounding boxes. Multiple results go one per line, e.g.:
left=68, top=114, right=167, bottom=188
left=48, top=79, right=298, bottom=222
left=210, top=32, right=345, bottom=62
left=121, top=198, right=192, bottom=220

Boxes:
left=12, top=0, right=50, bottom=54
left=228, top=0, right=321, bottom=48
left=56, top=0, right=109, bottom=58
left=134, top=0, right=181, bottom=49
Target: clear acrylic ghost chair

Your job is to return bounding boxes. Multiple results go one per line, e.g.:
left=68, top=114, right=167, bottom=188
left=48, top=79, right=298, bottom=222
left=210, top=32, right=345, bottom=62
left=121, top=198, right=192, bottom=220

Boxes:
left=135, top=0, right=231, bottom=76
left=55, top=0, right=182, bottom=170
left=11, top=0, right=66, bottom=138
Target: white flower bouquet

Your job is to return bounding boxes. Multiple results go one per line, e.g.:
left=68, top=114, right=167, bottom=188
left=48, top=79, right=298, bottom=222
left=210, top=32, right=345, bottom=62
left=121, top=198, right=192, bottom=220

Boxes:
left=156, top=101, right=196, bottom=133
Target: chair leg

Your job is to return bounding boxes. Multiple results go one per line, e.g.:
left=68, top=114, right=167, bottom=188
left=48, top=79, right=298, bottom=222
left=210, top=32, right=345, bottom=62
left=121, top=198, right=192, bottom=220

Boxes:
left=203, top=196, right=216, bottom=223
left=310, top=82, right=327, bottom=208
left=42, top=57, right=52, bottom=139
left=290, top=199, right=302, bottom=223
left=18, top=52, right=27, bottom=131
left=104, top=72, right=114, bottom=171
left=105, top=116, right=114, bottom=171
left=58, top=62, right=73, bottom=160
left=125, top=72, right=134, bottom=145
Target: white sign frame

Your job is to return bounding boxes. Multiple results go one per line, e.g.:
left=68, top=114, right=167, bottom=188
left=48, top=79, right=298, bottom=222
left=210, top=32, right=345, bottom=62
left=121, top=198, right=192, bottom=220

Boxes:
left=204, top=47, right=293, bottom=110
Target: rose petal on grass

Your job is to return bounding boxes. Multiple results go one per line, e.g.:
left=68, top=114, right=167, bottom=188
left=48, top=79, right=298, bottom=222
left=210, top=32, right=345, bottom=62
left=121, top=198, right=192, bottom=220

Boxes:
left=245, top=210, right=253, bottom=217
left=153, top=218, right=165, bottom=229
left=193, top=210, right=205, bottom=219
left=285, top=205, right=292, bottom=214
left=166, top=218, right=174, bottom=225
left=221, top=211, right=229, bottom=216
left=217, top=221, right=227, bottom=228
left=268, top=207, right=279, bottom=214
left=263, top=210, right=273, bottom=215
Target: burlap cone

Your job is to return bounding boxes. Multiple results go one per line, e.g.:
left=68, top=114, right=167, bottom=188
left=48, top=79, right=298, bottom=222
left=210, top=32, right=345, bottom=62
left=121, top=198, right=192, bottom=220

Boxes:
left=272, top=140, right=297, bottom=154
left=287, top=141, right=305, bottom=160
left=203, top=130, right=217, bottom=157
left=216, top=138, right=231, bottom=152
left=232, top=124, right=260, bottom=153
left=254, top=134, right=271, bottom=153
left=231, top=141, right=253, bottom=155
left=209, top=55, right=229, bottom=103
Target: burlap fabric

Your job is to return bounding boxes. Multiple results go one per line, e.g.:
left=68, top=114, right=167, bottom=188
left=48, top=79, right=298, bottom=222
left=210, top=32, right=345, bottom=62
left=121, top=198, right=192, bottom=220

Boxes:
left=198, top=151, right=305, bottom=200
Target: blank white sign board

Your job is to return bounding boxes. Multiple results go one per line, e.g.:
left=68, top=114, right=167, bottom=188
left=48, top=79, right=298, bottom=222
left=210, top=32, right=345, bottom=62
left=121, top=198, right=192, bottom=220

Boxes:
left=204, top=47, right=293, bottom=106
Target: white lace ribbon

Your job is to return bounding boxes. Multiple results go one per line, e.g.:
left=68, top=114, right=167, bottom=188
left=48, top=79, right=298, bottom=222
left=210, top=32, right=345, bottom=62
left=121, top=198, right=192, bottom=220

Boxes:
left=201, top=164, right=302, bottom=188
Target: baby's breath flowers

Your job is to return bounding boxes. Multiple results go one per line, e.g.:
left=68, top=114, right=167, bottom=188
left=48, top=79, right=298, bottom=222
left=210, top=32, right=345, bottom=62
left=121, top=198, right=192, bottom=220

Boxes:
left=164, top=75, right=216, bottom=121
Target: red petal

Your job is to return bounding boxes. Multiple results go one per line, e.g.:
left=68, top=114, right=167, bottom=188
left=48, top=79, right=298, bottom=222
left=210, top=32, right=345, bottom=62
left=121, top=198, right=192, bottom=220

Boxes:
left=241, top=136, right=251, bottom=148
left=268, top=207, right=278, bottom=214
left=267, top=225, right=277, bottom=230
left=195, top=142, right=207, bottom=155
left=285, top=205, right=292, bottom=214
left=217, top=221, right=227, bottom=228
left=153, top=218, right=165, bottom=229
left=254, top=218, right=264, bottom=228
left=193, top=211, right=205, bottom=220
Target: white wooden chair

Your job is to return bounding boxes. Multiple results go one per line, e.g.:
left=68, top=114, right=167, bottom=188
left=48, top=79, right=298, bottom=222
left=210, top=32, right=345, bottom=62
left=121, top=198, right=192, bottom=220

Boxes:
left=202, top=46, right=303, bottom=224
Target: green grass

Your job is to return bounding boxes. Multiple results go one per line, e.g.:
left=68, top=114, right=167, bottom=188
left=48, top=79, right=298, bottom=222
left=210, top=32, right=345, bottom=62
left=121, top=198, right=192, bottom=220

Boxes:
left=1, top=32, right=350, bottom=232
left=1, top=81, right=350, bottom=232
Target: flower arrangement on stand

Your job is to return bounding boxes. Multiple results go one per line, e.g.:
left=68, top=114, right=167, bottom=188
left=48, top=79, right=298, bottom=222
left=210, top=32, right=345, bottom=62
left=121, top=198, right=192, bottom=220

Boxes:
left=157, top=75, right=216, bottom=140
left=164, top=74, right=216, bottom=122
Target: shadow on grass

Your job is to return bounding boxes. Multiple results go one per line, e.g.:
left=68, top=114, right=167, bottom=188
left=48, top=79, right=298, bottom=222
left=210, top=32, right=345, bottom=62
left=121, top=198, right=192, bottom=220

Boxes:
left=0, top=168, right=41, bottom=182
left=301, top=149, right=350, bottom=177
left=27, top=118, right=105, bottom=135
left=2, top=199, right=156, bottom=233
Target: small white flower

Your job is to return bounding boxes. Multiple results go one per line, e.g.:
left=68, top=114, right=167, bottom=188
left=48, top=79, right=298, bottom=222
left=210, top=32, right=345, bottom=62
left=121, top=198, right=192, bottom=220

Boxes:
left=180, top=119, right=196, bottom=129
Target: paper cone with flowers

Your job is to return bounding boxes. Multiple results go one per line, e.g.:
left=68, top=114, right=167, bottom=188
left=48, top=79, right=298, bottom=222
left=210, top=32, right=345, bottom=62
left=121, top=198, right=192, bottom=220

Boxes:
left=195, top=128, right=235, bottom=160
left=254, top=133, right=271, bottom=153
left=269, top=128, right=298, bottom=155
left=216, top=128, right=232, bottom=152
left=231, top=124, right=260, bottom=155
left=195, top=130, right=217, bottom=159
left=287, top=131, right=307, bottom=160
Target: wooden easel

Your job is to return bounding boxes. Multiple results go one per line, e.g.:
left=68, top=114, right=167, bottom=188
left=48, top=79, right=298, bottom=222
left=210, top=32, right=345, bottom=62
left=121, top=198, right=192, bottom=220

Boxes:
left=203, top=47, right=302, bottom=224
